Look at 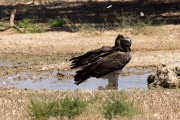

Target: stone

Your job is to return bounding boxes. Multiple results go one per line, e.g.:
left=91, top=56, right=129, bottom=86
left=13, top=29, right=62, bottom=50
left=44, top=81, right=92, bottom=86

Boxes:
left=39, top=66, right=48, bottom=71
left=147, top=62, right=180, bottom=89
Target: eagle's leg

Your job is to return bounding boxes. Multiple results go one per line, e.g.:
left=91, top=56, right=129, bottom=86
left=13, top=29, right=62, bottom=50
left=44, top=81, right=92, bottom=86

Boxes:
left=102, top=72, right=120, bottom=90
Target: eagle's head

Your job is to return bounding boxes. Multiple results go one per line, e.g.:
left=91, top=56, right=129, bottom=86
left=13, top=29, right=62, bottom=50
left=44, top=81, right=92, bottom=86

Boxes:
left=114, top=34, right=132, bottom=52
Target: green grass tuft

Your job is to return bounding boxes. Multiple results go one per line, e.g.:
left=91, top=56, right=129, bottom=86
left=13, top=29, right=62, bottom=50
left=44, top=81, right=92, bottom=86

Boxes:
left=102, top=92, right=140, bottom=120
left=49, top=16, right=79, bottom=32
left=57, top=96, right=87, bottom=119
left=27, top=96, right=87, bottom=119
left=0, top=22, right=3, bottom=27
left=17, top=18, right=42, bottom=33
left=18, top=18, right=31, bottom=29
left=63, top=17, right=79, bottom=32
left=29, top=25, right=42, bottom=33
left=49, top=17, right=66, bottom=27
left=27, top=97, right=57, bottom=120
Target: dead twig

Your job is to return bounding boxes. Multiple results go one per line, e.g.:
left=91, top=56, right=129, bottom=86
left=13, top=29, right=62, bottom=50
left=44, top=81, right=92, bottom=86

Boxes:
left=6, top=0, right=36, bottom=32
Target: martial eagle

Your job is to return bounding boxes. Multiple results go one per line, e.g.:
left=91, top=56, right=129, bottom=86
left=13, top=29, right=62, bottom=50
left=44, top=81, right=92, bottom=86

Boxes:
left=70, top=34, right=131, bottom=86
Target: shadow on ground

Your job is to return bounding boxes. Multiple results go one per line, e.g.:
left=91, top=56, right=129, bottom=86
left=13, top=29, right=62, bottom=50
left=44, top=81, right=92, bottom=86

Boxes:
left=0, top=1, right=179, bottom=32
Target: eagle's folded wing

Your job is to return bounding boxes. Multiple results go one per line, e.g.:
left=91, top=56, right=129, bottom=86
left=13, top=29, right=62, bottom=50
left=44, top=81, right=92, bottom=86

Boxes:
left=74, top=52, right=131, bottom=85
left=70, top=46, right=112, bottom=68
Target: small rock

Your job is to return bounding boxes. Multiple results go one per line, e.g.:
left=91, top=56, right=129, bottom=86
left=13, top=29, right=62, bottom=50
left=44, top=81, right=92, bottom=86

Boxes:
left=167, top=35, right=174, bottom=40
left=169, top=35, right=175, bottom=38
left=153, top=113, right=161, bottom=119
left=39, top=66, right=48, bottom=71
left=56, top=72, right=65, bottom=80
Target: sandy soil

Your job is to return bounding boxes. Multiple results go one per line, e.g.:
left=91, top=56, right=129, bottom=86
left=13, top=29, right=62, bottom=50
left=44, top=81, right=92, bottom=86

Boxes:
left=0, top=25, right=179, bottom=68
left=0, top=25, right=179, bottom=119
left=0, top=25, right=180, bottom=55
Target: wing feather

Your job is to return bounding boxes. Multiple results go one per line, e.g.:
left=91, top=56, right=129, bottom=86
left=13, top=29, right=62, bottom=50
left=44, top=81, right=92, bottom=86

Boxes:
left=70, top=46, right=124, bottom=69
left=92, top=52, right=131, bottom=78
left=70, top=46, right=112, bottom=68
left=74, top=52, right=131, bottom=85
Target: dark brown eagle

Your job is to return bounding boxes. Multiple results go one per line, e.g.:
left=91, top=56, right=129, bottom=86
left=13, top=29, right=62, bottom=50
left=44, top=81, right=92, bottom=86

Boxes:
left=70, top=34, right=131, bottom=85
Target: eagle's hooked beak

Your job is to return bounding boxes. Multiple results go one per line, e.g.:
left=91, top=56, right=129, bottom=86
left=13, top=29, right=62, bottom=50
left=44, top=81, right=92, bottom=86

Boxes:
left=125, top=47, right=131, bottom=52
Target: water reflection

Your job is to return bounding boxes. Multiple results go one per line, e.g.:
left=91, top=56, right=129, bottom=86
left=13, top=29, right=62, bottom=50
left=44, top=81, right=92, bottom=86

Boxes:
left=0, top=68, right=152, bottom=90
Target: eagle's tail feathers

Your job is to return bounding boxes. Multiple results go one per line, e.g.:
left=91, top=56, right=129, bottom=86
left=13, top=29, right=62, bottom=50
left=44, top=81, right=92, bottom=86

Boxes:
left=74, top=67, right=91, bottom=85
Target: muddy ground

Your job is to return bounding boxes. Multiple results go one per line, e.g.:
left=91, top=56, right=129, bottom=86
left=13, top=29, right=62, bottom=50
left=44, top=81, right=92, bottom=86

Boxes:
left=0, top=25, right=179, bottom=119
left=0, top=25, right=179, bottom=77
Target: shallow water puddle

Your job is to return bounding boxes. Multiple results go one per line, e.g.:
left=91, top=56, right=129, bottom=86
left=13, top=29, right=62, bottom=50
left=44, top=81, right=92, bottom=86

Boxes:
left=0, top=68, right=153, bottom=90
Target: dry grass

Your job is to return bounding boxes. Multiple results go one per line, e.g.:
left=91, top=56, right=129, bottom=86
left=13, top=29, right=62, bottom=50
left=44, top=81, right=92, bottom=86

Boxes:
left=1, top=88, right=180, bottom=120
left=126, top=89, right=180, bottom=120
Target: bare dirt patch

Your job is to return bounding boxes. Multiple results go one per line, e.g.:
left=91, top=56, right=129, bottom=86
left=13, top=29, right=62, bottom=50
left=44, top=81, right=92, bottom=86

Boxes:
left=0, top=24, right=179, bottom=63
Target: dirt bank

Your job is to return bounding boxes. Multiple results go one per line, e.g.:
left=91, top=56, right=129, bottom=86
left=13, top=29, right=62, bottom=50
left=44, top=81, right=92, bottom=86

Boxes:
left=0, top=25, right=179, bottom=55
left=0, top=25, right=179, bottom=68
